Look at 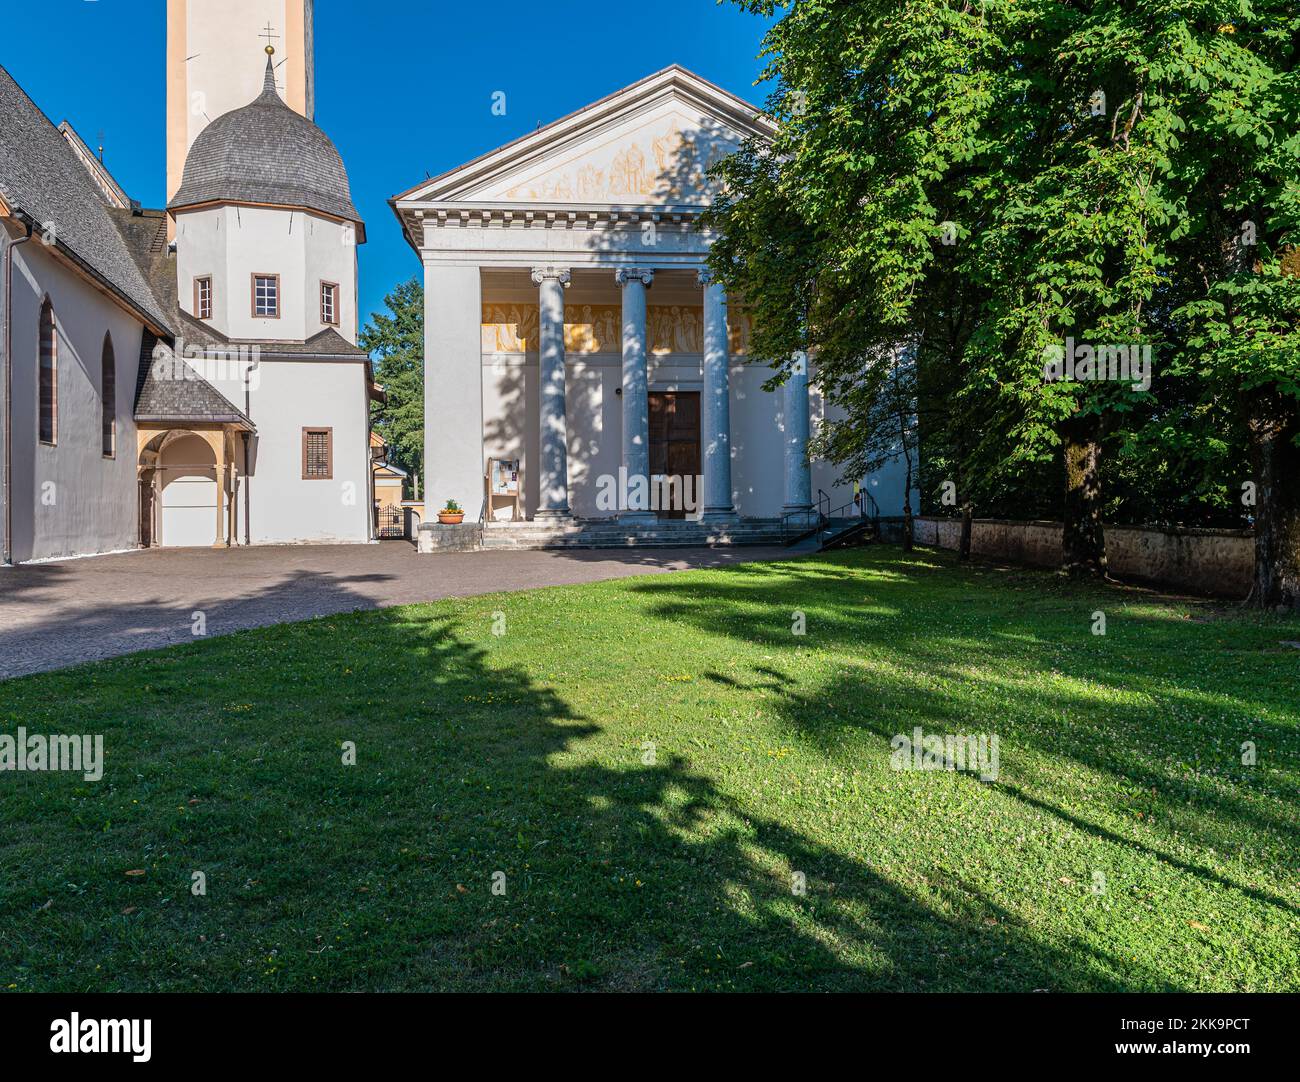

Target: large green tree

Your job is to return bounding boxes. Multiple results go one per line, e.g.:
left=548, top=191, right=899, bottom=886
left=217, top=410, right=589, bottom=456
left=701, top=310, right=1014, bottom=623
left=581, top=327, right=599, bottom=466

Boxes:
left=1158, top=11, right=1300, bottom=607
left=708, top=0, right=1300, bottom=604
left=360, top=278, right=425, bottom=493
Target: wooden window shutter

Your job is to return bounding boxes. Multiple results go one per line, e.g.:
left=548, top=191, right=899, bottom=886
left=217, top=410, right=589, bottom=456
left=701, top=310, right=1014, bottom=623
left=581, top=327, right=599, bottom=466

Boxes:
left=302, top=427, right=333, bottom=480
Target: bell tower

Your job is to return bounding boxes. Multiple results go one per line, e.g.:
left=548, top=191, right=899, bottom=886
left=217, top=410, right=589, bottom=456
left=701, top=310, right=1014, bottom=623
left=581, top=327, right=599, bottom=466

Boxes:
left=166, top=0, right=315, bottom=202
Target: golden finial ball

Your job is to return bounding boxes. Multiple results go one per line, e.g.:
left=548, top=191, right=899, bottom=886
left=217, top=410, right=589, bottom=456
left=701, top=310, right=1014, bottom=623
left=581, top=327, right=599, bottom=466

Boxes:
left=265, top=44, right=275, bottom=55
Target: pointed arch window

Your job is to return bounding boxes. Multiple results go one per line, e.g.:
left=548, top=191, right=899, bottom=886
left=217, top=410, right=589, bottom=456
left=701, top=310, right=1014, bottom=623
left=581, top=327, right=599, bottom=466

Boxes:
left=102, top=332, right=116, bottom=458
left=39, top=298, right=56, bottom=445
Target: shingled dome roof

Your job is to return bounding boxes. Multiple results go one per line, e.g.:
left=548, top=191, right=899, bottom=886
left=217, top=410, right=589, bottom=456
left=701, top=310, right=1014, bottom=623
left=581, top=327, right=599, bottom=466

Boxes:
left=169, top=57, right=363, bottom=232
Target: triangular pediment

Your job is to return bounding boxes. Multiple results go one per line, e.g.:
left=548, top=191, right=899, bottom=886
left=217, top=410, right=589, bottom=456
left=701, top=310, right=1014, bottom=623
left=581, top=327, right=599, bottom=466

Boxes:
left=394, top=66, right=772, bottom=210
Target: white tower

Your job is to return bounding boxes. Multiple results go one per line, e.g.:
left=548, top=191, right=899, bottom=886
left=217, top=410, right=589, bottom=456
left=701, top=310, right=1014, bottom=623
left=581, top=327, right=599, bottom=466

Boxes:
left=169, top=51, right=363, bottom=344
left=166, top=0, right=316, bottom=203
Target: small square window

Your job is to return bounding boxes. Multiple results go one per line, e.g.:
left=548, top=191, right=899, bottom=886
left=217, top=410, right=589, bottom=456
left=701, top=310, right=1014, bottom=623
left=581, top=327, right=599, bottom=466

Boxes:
left=195, top=276, right=213, bottom=320
left=321, top=282, right=339, bottom=326
left=253, top=274, right=279, bottom=318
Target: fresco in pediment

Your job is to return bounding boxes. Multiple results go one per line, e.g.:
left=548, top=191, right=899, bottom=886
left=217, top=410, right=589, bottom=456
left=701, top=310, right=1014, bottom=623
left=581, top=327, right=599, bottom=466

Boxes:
left=487, top=116, right=740, bottom=204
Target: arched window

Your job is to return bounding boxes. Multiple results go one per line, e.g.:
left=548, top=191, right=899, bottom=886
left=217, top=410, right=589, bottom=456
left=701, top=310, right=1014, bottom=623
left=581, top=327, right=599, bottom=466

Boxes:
left=38, top=298, right=56, bottom=444
left=102, top=332, right=116, bottom=458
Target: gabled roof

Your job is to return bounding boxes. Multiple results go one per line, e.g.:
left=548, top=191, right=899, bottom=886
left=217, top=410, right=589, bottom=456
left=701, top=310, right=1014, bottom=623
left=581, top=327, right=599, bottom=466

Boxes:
left=57, top=121, right=130, bottom=209
left=391, top=65, right=772, bottom=245
left=0, top=64, right=172, bottom=333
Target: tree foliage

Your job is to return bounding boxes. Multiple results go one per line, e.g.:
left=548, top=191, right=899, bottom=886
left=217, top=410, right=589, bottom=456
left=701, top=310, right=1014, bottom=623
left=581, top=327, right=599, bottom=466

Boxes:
left=360, top=277, right=425, bottom=492
left=707, top=0, right=1300, bottom=604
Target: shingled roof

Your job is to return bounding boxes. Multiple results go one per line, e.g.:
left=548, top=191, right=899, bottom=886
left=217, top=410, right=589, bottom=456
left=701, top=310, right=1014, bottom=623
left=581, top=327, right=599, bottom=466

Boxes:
left=169, top=58, right=364, bottom=236
left=171, top=308, right=371, bottom=359
left=0, top=64, right=173, bottom=332
left=133, top=330, right=255, bottom=428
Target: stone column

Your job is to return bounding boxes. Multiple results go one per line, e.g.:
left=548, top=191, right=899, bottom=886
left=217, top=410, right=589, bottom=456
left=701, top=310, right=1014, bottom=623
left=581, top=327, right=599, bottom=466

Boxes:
left=616, top=267, right=655, bottom=522
left=783, top=352, right=813, bottom=519
left=212, top=435, right=226, bottom=547
left=531, top=266, right=571, bottom=519
left=699, top=269, right=736, bottom=521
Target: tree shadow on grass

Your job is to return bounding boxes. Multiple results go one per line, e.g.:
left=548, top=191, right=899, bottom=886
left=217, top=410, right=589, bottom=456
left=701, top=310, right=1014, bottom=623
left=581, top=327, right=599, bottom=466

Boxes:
left=626, top=548, right=1300, bottom=919
left=0, top=578, right=1160, bottom=992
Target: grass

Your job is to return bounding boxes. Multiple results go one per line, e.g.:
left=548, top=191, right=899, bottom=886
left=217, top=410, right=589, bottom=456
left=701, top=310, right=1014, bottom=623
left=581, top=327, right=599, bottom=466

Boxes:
left=1, top=545, right=1298, bottom=992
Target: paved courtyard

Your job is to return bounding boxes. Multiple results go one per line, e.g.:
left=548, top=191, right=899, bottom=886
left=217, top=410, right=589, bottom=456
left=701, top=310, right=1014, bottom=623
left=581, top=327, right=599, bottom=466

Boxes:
left=0, top=542, right=790, bottom=680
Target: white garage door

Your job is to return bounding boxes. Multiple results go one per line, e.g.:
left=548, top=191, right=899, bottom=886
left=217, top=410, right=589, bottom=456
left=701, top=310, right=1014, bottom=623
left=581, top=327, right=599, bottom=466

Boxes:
left=161, top=474, right=216, bottom=547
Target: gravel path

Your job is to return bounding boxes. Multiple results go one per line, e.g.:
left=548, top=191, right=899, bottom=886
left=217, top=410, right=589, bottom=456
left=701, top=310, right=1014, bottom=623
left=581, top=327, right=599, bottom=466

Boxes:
left=0, top=543, right=790, bottom=680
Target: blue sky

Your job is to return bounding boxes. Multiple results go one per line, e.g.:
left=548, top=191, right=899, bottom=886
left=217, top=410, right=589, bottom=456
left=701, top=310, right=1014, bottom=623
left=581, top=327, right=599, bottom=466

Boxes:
left=4, top=0, right=774, bottom=327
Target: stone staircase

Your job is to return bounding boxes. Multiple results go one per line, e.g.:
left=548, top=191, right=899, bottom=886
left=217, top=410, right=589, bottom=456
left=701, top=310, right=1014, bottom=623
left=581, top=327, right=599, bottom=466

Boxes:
left=476, top=518, right=788, bottom=551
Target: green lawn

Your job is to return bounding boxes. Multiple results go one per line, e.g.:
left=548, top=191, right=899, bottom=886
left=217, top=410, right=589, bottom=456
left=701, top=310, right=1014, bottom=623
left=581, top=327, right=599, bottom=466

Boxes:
left=2, top=546, right=1298, bottom=992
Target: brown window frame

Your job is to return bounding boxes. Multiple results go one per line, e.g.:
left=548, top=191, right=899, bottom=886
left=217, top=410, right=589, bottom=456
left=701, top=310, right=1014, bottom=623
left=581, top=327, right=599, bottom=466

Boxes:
left=301, top=426, right=333, bottom=480
left=38, top=297, right=56, bottom=446
left=251, top=273, right=281, bottom=319
left=194, top=275, right=213, bottom=320
left=320, top=281, right=339, bottom=326
left=101, top=331, right=116, bottom=459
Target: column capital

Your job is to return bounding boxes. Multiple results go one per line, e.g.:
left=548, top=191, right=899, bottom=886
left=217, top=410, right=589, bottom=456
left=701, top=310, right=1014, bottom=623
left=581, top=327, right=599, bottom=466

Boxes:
left=697, top=267, right=716, bottom=287
left=615, top=267, right=654, bottom=288
left=531, top=266, right=571, bottom=286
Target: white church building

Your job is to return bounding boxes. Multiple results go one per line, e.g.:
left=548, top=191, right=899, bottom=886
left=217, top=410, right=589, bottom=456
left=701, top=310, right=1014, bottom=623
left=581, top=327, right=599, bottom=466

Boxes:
left=0, top=0, right=376, bottom=564
left=1, top=1, right=914, bottom=565
left=393, top=65, right=914, bottom=543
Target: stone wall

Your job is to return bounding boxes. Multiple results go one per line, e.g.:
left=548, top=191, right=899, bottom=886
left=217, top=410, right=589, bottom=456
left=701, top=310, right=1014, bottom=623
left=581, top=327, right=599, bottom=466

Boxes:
left=913, top=517, right=1253, bottom=598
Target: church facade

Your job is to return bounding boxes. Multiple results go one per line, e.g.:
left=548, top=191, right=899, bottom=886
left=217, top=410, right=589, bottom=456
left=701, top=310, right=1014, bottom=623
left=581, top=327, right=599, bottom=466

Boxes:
left=393, top=66, right=915, bottom=535
left=0, top=1, right=376, bottom=564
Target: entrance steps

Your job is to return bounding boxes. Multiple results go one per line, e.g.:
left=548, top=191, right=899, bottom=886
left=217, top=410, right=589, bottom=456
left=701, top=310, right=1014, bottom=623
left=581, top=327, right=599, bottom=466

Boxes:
left=475, top=517, right=787, bottom=551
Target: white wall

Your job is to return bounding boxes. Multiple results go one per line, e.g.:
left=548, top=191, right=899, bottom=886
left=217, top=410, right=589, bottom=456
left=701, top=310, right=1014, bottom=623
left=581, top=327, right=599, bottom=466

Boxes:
left=424, top=262, right=483, bottom=518
left=6, top=241, right=143, bottom=562
left=193, top=356, right=370, bottom=543
left=814, top=389, right=919, bottom=519
left=175, top=205, right=357, bottom=343
left=729, top=361, right=787, bottom=518
left=157, top=433, right=218, bottom=547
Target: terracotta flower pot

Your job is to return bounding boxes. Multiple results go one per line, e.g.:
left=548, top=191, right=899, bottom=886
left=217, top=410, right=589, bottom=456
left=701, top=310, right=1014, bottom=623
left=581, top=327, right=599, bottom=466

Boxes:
left=438, top=512, right=465, bottom=525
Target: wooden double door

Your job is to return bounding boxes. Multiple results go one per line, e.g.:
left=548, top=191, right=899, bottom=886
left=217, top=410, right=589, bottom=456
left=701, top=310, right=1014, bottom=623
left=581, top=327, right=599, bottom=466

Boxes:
left=647, top=391, right=700, bottom=519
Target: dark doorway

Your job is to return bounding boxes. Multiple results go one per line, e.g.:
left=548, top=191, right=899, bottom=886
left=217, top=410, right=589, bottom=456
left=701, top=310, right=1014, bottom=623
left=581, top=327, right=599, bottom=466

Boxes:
left=648, top=391, right=701, bottom=519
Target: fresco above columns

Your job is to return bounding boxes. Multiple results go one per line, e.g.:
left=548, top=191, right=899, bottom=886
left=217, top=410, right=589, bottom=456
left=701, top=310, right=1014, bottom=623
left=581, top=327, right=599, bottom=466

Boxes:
left=482, top=303, right=752, bottom=356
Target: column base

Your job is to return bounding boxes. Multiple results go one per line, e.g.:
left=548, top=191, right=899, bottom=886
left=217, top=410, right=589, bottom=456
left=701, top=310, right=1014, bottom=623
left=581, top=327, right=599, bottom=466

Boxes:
left=700, top=507, right=739, bottom=523
left=533, top=508, right=572, bottom=522
left=783, top=504, right=817, bottom=525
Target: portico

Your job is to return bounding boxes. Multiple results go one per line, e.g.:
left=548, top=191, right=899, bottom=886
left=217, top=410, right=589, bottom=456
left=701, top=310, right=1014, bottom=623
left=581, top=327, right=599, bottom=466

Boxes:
left=392, top=66, right=824, bottom=535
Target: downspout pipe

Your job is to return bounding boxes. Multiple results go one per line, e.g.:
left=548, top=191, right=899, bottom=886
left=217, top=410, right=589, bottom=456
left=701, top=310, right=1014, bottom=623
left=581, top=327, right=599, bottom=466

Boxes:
left=2, top=218, right=34, bottom=567
left=243, top=363, right=253, bottom=547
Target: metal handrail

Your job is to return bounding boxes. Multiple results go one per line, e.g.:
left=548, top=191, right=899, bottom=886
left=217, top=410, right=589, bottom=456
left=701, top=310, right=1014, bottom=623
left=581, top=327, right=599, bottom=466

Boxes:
left=780, top=505, right=825, bottom=544
left=782, top=484, right=881, bottom=545
left=815, top=486, right=881, bottom=545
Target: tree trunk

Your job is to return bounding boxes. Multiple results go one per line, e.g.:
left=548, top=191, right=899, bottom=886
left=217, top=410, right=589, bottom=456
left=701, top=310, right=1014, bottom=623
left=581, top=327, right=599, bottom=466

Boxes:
left=959, top=501, right=973, bottom=561
left=902, top=459, right=914, bottom=552
left=1060, top=413, right=1107, bottom=577
left=1247, top=390, right=1300, bottom=610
